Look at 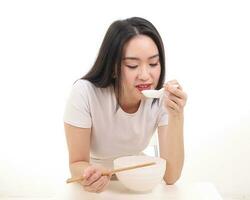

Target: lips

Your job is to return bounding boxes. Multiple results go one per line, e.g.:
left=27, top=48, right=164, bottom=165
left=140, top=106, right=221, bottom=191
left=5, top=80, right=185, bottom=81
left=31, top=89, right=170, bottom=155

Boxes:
left=135, top=84, right=152, bottom=91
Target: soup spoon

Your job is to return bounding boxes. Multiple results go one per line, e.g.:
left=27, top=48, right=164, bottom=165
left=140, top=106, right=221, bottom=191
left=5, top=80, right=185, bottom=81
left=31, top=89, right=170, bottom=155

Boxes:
left=142, top=84, right=179, bottom=98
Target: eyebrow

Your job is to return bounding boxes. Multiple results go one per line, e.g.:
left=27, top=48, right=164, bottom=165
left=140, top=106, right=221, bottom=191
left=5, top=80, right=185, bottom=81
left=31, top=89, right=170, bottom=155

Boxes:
left=123, top=54, right=159, bottom=60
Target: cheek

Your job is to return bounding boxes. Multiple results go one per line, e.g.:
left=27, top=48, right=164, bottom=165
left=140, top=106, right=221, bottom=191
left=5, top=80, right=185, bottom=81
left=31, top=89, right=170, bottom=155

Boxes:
left=121, top=68, right=136, bottom=89
left=122, top=68, right=137, bottom=83
left=152, top=65, right=161, bottom=80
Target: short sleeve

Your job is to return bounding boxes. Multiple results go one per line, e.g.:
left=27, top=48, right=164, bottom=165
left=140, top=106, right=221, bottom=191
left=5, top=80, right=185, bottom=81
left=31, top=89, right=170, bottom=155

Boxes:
left=157, top=105, right=168, bottom=127
left=63, top=80, right=92, bottom=128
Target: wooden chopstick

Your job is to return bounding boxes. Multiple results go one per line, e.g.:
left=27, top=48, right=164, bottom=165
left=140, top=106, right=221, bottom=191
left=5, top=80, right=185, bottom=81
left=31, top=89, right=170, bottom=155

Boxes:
left=66, top=161, right=156, bottom=184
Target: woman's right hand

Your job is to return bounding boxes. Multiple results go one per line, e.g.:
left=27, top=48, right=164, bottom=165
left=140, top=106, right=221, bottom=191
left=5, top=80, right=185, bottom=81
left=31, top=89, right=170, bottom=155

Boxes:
left=80, top=165, right=111, bottom=193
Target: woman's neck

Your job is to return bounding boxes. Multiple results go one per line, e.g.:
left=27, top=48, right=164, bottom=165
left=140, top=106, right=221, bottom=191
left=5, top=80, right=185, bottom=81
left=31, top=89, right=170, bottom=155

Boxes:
left=115, top=89, right=141, bottom=113
left=120, top=99, right=141, bottom=113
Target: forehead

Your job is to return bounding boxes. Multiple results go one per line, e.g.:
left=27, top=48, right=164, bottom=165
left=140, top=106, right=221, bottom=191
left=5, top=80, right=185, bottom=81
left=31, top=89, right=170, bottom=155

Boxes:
left=122, top=35, right=159, bottom=58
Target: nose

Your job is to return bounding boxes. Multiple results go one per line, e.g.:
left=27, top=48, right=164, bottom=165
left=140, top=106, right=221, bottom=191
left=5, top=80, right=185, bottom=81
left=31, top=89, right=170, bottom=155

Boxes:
left=138, top=66, right=150, bottom=80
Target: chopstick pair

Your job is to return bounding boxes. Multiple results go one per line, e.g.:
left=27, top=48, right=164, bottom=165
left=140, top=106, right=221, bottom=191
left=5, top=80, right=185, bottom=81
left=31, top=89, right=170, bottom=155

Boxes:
left=66, top=161, right=156, bottom=184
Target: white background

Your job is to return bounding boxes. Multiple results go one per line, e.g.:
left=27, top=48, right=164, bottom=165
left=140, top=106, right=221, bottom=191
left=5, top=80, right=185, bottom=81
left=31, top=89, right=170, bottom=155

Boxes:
left=0, top=0, right=249, bottom=199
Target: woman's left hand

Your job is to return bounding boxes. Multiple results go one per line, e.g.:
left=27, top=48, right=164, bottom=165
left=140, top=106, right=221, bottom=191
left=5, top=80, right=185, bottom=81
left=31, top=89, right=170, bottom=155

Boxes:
left=164, top=80, right=187, bottom=116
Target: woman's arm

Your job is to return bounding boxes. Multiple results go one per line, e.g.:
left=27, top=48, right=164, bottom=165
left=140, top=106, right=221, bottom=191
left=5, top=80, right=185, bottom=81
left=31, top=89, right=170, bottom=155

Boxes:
left=64, top=123, right=111, bottom=193
left=158, top=80, right=187, bottom=185
left=158, top=114, right=184, bottom=185
left=64, top=123, right=91, bottom=177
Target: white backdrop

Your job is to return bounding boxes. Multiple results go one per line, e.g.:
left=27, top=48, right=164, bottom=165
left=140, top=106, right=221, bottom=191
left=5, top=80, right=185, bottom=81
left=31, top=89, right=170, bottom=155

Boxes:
left=0, top=0, right=250, bottom=199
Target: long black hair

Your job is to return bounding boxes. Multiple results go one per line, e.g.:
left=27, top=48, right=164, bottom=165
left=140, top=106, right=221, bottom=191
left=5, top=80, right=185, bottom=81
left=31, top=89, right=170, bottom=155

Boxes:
left=81, top=17, right=166, bottom=104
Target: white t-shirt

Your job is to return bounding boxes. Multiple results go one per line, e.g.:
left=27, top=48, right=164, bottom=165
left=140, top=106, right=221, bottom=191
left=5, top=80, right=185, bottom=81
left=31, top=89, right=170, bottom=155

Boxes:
left=63, top=79, right=168, bottom=168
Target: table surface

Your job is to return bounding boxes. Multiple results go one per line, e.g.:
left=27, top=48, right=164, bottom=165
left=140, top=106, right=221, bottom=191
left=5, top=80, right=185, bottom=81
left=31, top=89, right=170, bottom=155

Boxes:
left=0, top=181, right=223, bottom=200
left=52, top=180, right=223, bottom=200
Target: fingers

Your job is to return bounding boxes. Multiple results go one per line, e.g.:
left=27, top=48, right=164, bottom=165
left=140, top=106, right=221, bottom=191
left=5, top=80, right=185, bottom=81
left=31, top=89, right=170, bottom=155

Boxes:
left=82, top=168, right=101, bottom=186
left=164, top=80, right=187, bottom=103
left=84, top=176, right=110, bottom=193
left=80, top=166, right=111, bottom=193
left=165, top=79, right=183, bottom=90
left=95, top=176, right=110, bottom=193
left=163, top=80, right=187, bottom=114
left=84, top=176, right=109, bottom=193
left=168, top=93, right=186, bottom=108
left=96, top=180, right=110, bottom=193
left=166, top=98, right=180, bottom=112
left=167, top=86, right=186, bottom=99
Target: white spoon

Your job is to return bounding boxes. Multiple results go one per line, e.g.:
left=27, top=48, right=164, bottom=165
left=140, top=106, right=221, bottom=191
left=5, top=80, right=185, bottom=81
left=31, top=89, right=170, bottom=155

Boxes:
left=142, top=84, right=179, bottom=98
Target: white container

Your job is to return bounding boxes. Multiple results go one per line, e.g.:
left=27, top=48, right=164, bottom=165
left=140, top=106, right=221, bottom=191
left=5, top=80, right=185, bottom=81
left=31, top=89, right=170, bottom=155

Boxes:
left=113, top=155, right=166, bottom=192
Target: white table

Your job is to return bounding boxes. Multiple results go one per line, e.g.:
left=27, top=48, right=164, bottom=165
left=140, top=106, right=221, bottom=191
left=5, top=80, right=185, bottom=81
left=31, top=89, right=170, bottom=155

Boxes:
left=52, top=180, right=223, bottom=200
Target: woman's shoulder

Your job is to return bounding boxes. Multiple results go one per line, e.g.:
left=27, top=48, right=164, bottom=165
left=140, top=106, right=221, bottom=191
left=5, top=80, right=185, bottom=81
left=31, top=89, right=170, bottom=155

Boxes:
left=73, top=79, right=112, bottom=96
left=71, top=79, right=97, bottom=93
left=73, top=78, right=93, bottom=88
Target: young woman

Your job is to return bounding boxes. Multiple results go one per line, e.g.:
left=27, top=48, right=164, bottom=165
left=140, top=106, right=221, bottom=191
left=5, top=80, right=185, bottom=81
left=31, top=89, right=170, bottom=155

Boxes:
left=64, top=17, right=187, bottom=193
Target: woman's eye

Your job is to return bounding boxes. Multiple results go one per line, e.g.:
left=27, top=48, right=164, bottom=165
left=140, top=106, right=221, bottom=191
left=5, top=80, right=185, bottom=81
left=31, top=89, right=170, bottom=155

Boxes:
left=126, top=65, right=138, bottom=69
left=150, top=62, right=159, bottom=67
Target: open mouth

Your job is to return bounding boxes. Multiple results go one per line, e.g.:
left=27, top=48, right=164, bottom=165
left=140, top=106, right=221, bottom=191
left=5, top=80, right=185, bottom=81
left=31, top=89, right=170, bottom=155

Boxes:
left=135, top=84, right=152, bottom=92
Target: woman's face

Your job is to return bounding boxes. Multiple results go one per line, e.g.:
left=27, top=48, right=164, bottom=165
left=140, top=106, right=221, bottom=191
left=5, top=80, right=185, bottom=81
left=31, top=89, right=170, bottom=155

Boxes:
left=120, top=35, right=161, bottom=102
